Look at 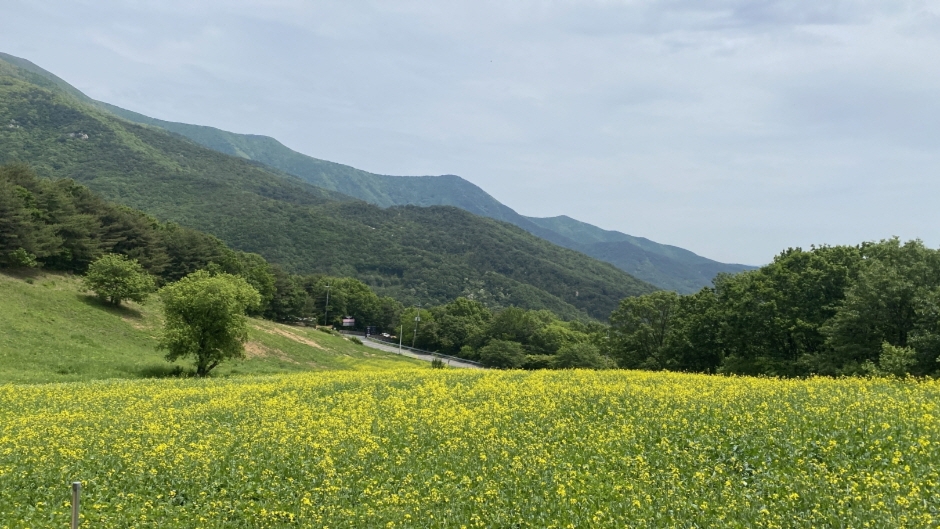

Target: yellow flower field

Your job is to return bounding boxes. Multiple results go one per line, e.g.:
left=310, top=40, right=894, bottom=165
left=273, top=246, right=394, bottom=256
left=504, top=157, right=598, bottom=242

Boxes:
left=1, top=370, right=938, bottom=528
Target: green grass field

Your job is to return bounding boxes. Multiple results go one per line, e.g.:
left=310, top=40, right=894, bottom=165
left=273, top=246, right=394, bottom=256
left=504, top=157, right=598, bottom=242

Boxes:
left=0, top=271, right=420, bottom=384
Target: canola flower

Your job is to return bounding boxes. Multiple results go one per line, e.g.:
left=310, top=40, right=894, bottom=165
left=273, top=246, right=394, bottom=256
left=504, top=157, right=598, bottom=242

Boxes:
left=0, top=370, right=938, bottom=528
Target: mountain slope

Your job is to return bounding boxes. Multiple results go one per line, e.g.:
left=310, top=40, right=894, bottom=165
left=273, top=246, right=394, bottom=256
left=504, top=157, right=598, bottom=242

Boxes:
left=525, top=216, right=755, bottom=293
left=96, top=102, right=528, bottom=219
left=96, top=92, right=754, bottom=293
left=0, top=53, right=655, bottom=319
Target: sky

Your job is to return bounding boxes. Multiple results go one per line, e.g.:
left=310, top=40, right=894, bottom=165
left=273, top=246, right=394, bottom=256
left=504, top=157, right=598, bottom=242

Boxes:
left=3, top=0, right=940, bottom=265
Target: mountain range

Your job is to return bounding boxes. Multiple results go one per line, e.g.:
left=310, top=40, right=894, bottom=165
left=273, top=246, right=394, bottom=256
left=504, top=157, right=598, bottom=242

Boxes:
left=97, top=99, right=755, bottom=293
left=0, top=52, right=659, bottom=320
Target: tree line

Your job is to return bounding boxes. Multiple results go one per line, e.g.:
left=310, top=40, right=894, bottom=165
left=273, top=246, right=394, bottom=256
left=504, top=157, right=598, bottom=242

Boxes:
left=397, top=300, right=612, bottom=369
left=607, top=239, right=940, bottom=377
left=6, top=164, right=939, bottom=376
left=387, top=239, right=940, bottom=376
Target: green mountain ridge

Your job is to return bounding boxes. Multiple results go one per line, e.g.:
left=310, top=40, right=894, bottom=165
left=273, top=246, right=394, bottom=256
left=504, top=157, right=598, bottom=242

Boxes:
left=98, top=102, right=543, bottom=224
left=0, top=52, right=655, bottom=319
left=525, top=216, right=755, bottom=292
left=96, top=97, right=754, bottom=293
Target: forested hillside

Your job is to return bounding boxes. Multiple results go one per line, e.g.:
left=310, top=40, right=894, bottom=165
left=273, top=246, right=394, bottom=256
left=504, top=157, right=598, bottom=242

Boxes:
left=0, top=163, right=387, bottom=325
left=0, top=54, right=655, bottom=319
left=85, top=74, right=753, bottom=293
left=94, top=102, right=535, bottom=219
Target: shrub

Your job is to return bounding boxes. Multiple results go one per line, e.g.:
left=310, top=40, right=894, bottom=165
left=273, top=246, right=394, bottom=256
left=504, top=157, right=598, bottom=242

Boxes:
left=863, top=342, right=918, bottom=377
left=479, top=340, right=526, bottom=369
left=523, top=354, right=555, bottom=370
left=9, top=248, right=38, bottom=268
left=553, top=342, right=609, bottom=369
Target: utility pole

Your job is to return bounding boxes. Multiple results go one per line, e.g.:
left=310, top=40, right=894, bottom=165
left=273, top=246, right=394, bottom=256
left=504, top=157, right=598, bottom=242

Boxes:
left=412, top=304, right=421, bottom=348
left=323, top=284, right=331, bottom=327
left=606, top=329, right=611, bottom=365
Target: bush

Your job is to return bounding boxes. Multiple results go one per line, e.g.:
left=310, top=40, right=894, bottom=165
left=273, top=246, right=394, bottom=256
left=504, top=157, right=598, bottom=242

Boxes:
left=553, top=343, right=609, bottom=369
left=9, top=248, right=38, bottom=268
left=458, top=345, right=479, bottom=360
left=479, top=340, right=526, bottom=369
left=348, top=336, right=363, bottom=345
left=523, top=354, right=555, bottom=370
left=431, top=357, right=446, bottom=369
left=863, top=342, right=918, bottom=377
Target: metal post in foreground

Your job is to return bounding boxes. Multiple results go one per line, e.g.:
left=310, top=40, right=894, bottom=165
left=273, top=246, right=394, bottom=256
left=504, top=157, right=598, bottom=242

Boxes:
left=71, top=481, right=81, bottom=529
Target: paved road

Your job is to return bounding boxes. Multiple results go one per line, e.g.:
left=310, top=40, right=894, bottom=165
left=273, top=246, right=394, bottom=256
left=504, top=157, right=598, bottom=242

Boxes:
left=360, top=338, right=484, bottom=369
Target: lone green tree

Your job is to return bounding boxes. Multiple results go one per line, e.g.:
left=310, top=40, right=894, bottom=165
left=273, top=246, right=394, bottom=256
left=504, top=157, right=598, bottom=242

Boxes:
left=158, top=270, right=261, bottom=376
left=82, top=253, right=155, bottom=306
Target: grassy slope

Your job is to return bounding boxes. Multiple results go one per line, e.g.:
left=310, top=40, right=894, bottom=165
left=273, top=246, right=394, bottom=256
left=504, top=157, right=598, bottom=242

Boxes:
left=0, top=271, right=421, bottom=384
left=0, top=62, right=656, bottom=319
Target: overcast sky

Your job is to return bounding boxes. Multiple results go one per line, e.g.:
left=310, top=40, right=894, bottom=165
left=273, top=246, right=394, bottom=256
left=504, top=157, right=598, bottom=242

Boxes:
left=3, top=1, right=940, bottom=264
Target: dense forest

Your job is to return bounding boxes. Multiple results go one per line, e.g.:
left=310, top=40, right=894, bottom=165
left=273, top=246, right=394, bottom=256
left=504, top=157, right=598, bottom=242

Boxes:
left=605, top=240, right=940, bottom=377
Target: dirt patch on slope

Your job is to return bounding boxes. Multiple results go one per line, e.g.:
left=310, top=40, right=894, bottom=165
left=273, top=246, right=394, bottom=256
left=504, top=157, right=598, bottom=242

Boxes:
left=122, top=316, right=150, bottom=331
left=243, top=340, right=298, bottom=364
left=253, top=325, right=327, bottom=350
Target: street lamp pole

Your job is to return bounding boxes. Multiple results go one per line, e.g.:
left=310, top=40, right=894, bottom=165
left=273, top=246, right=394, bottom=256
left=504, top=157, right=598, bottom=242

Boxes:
left=412, top=304, right=421, bottom=348
left=606, top=329, right=611, bottom=366
left=323, top=284, right=331, bottom=327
